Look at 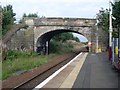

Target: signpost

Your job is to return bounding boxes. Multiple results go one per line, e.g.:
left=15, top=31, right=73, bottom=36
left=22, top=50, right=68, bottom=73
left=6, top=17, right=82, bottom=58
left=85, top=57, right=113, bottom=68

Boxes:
left=88, top=42, right=92, bottom=52
left=96, top=18, right=99, bottom=53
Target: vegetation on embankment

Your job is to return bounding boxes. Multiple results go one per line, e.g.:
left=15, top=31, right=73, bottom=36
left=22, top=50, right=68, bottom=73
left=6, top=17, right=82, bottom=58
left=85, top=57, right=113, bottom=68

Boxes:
left=0, top=61, right=2, bottom=81
left=2, top=33, right=80, bottom=80
left=49, top=32, right=80, bottom=54
left=49, top=40, right=74, bottom=54
left=2, top=50, right=58, bottom=80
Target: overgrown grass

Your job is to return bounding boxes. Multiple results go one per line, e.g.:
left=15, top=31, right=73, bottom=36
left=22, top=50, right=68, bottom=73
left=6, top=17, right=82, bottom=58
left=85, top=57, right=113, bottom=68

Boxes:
left=2, top=39, right=75, bottom=80
left=0, top=29, right=2, bottom=38
left=0, top=61, right=2, bottom=80
left=2, top=51, right=57, bottom=80
left=49, top=41, right=74, bottom=54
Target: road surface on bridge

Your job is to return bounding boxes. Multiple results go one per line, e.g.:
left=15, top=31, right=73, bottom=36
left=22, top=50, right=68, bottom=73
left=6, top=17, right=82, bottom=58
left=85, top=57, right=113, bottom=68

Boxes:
left=34, top=52, right=119, bottom=89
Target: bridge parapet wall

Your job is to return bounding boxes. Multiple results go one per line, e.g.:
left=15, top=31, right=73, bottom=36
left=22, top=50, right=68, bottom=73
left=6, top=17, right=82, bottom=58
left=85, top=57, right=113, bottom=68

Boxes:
left=33, top=18, right=96, bottom=27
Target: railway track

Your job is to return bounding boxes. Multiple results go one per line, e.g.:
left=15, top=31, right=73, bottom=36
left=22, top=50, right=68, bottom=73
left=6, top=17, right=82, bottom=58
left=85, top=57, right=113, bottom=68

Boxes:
left=11, top=52, right=81, bottom=89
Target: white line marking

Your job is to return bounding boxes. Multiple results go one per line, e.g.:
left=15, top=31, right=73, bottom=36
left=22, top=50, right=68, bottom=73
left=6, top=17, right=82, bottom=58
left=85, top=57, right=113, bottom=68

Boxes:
left=60, top=53, right=88, bottom=88
left=33, top=52, right=83, bottom=90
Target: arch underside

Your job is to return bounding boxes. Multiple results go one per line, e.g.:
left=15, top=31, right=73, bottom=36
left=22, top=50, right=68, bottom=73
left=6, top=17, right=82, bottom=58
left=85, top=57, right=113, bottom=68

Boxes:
left=36, top=29, right=86, bottom=45
left=35, top=28, right=92, bottom=53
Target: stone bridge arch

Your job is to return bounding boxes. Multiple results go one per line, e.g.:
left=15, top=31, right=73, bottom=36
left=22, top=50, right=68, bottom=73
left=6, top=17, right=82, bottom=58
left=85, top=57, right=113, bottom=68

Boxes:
left=32, top=17, right=96, bottom=53
left=34, top=26, right=94, bottom=53
left=1, top=17, right=96, bottom=56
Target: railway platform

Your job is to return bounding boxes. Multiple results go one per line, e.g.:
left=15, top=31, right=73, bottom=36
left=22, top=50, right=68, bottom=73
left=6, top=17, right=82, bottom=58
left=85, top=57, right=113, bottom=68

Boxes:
left=73, top=52, right=119, bottom=88
left=34, top=52, right=119, bottom=89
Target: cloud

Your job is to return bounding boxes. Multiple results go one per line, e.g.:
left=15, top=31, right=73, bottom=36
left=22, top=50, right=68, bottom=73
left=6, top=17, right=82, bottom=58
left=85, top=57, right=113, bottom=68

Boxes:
left=1, top=0, right=109, bottom=19
left=73, top=33, right=88, bottom=42
left=1, top=0, right=108, bottom=4
left=1, top=0, right=108, bottom=41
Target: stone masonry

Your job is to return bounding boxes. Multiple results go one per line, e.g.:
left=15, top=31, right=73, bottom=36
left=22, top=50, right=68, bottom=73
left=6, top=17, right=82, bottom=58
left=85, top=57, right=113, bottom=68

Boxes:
left=3, top=17, right=109, bottom=53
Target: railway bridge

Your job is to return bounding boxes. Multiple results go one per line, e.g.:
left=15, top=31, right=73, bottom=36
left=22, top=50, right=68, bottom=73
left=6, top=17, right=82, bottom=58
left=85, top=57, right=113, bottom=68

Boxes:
left=28, top=17, right=96, bottom=53
left=3, top=17, right=98, bottom=54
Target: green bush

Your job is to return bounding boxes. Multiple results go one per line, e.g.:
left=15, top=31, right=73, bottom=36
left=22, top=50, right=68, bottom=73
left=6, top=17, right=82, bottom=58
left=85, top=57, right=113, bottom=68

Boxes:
left=49, top=41, right=62, bottom=54
left=6, top=50, right=38, bottom=61
left=6, top=50, right=18, bottom=60
left=49, top=40, right=74, bottom=54
left=49, top=32, right=79, bottom=54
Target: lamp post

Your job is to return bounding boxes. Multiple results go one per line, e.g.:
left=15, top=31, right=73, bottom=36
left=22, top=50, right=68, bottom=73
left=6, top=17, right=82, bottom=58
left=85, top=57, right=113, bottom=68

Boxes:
left=96, top=17, right=99, bottom=53
left=109, top=0, right=113, bottom=61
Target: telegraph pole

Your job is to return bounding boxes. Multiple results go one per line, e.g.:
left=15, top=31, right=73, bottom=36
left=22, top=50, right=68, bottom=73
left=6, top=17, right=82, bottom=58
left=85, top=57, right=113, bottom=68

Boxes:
left=109, top=0, right=113, bottom=60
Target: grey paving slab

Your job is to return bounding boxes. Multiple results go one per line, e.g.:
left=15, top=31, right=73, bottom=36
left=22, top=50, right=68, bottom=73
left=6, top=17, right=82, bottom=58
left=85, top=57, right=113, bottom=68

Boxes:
left=73, top=52, right=119, bottom=88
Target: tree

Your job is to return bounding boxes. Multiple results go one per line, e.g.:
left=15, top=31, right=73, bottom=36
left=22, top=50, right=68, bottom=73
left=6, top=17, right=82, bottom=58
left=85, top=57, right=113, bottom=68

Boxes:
left=112, top=1, right=120, bottom=27
left=52, top=32, right=79, bottom=42
left=97, top=6, right=119, bottom=38
left=74, top=37, right=80, bottom=42
left=19, top=13, right=39, bottom=23
left=27, top=13, right=38, bottom=17
left=2, top=5, right=16, bottom=36
left=112, top=1, right=120, bottom=38
left=50, top=32, right=79, bottom=53
left=97, top=8, right=109, bottom=33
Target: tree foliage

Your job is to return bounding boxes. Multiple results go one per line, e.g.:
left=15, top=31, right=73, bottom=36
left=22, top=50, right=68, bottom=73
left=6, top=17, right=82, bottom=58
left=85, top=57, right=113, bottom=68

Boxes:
left=97, top=8, right=109, bottom=33
left=112, top=1, right=120, bottom=38
left=49, top=32, right=80, bottom=53
left=97, top=1, right=120, bottom=38
left=23, top=13, right=38, bottom=18
left=28, top=13, right=38, bottom=17
left=19, top=13, right=38, bottom=23
left=112, top=1, right=120, bottom=27
left=2, top=5, right=16, bottom=36
left=52, top=32, right=80, bottom=42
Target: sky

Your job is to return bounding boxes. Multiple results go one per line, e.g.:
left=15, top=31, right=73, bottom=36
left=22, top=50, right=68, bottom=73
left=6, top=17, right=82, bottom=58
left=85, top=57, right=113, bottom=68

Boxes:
left=1, top=0, right=111, bottom=42
left=1, top=0, right=110, bottom=19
